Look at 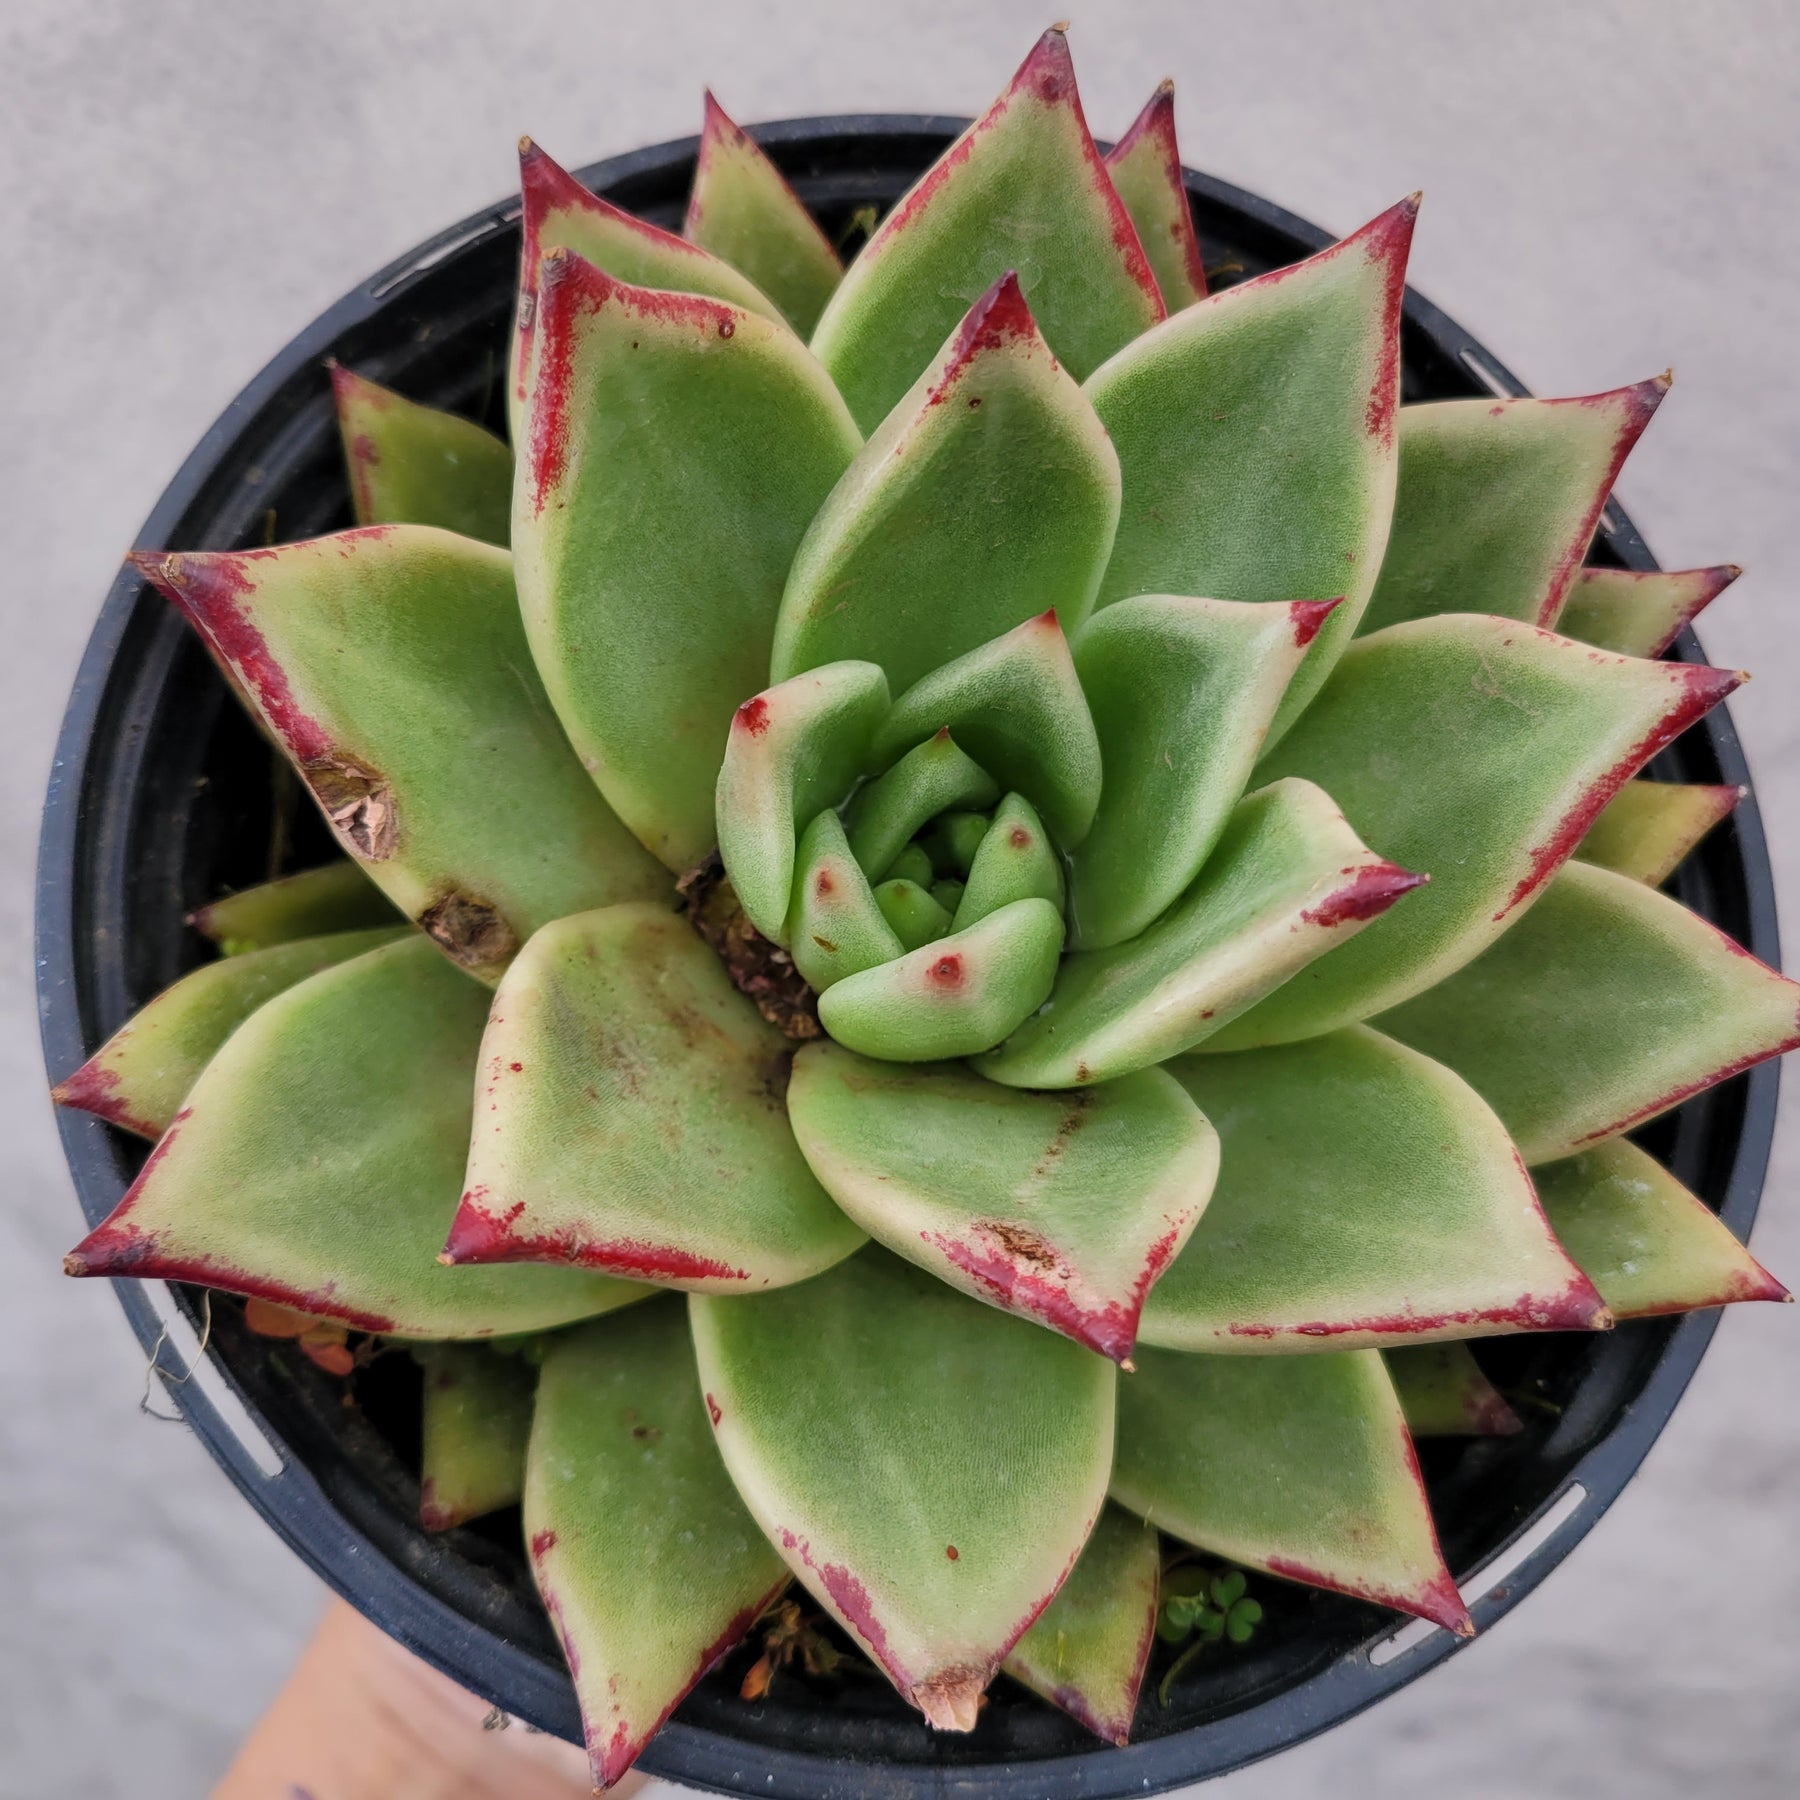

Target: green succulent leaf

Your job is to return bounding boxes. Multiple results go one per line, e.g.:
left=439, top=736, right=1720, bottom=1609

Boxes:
left=1531, top=1137, right=1787, bottom=1318
left=775, top=275, right=1122, bottom=694
left=871, top=611, right=1102, bottom=850
left=816, top=897, right=1064, bottom=1062
left=809, top=28, right=1163, bottom=434
left=515, top=253, right=861, bottom=873
left=1385, top=1342, right=1522, bottom=1438
left=1001, top=1503, right=1160, bottom=1745
left=414, top=1342, right=535, bottom=1530
left=1576, top=778, right=1743, bottom=886
left=844, top=730, right=1001, bottom=880
left=1555, top=562, right=1740, bottom=658
left=1360, top=380, right=1668, bottom=636
left=1087, top=198, right=1415, bottom=738
left=976, top=779, right=1423, bottom=1089
left=1218, top=616, right=1744, bottom=1046
left=1112, top=1346, right=1471, bottom=1633
left=715, top=661, right=890, bottom=943
left=133, top=529, right=669, bottom=982
left=1141, top=1026, right=1608, bottom=1351
left=1069, top=595, right=1339, bottom=950
left=330, top=364, right=512, bottom=546
left=52, top=926, right=408, bottom=1140
left=510, top=138, right=787, bottom=438
left=690, top=1247, right=1116, bottom=1730
left=953, top=793, right=1064, bottom=930
left=684, top=92, right=844, bottom=338
left=886, top=844, right=936, bottom=889
left=787, top=809, right=904, bottom=992
left=925, top=810, right=996, bottom=877
left=526, top=1298, right=789, bottom=1789
left=191, top=861, right=400, bottom=955
left=1377, top=859, right=1800, bottom=1163
left=63, top=936, right=649, bottom=1336
left=1103, top=84, right=1207, bottom=311
left=786, top=1044, right=1218, bottom=1361
left=872, top=878, right=954, bottom=950
left=447, top=903, right=865, bottom=1289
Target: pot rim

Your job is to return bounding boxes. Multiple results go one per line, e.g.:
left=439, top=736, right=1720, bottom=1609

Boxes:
left=35, top=115, right=1782, bottom=1799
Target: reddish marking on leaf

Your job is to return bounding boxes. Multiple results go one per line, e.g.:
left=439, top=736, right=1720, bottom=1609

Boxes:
left=1572, top=563, right=1742, bottom=657
left=925, top=954, right=964, bottom=988
left=1572, top=989, right=1800, bottom=1148
left=1289, top=596, right=1344, bottom=650
left=705, top=1391, right=723, bottom=1426
left=509, top=1060, right=523, bottom=1072
left=588, top=1579, right=785, bottom=1790
left=440, top=1192, right=751, bottom=1286
left=1357, top=195, right=1419, bottom=448
left=1301, top=861, right=1427, bottom=929
left=50, top=1058, right=158, bottom=1138
left=926, top=1218, right=1187, bottom=1364
left=945, top=1545, right=959, bottom=1561
left=530, top=1528, right=558, bottom=1559
left=1495, top=661, right=1742, bottom=922
left=1008, top=826, right=1032, bottom=849
left=515, top=140, right=711, bottom=398
left=64, top=1144, right=401, bottom=1332
left=735, top=694, right=771, bottom=736
left=926, top=271, right=1039, bottom=407
left=814, top=869, right=835, bottom=898
left=130, top=551, right=334, bottom=763
left=1243, top=1279, right=1611, bottom=1344
left=1264, top=1549, right=1472, bottom=1636
left=777, top=1530, right=907, bottom=1688
left=418, top=1480, right=458, bottom=1533
left=1526, top=374, right=1671, bottom=624
left=525, top=231, right=751, bottom=516
left=1104, top=80, right=1208, bottom=305
left=871, top=29, right=1159, bottom=323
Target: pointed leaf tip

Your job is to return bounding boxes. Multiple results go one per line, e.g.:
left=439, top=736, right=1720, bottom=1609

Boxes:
left=1290, top=597, right=1344, bottom=648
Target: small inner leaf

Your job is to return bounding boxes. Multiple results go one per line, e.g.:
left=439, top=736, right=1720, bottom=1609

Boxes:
left=817, top=897, right=1065, bottom=1062
left=715, top=660, right=890, bottom=943
left=844, top=732, right=1001, bottom=880
left=872, top=610, right=1103, bottom=851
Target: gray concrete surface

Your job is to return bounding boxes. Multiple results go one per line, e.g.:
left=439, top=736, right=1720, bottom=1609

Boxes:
left=3, top=1, right=1796, bottom=1794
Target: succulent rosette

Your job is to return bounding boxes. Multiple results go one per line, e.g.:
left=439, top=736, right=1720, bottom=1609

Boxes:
left=57, top=26, right=1794, bottom=1787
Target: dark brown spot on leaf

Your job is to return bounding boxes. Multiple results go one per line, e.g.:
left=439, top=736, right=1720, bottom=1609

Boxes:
left=420, top=891, right=518, bottom=971
left=306, top=757, right=396, bottom=860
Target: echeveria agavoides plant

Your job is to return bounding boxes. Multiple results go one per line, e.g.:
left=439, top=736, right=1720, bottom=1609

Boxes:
left=58, top=26, right=1794, bottom=1787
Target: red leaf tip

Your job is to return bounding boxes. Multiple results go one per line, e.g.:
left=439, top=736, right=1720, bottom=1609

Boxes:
left=1289, top=597, right=1344, bottom=648
left=1014, top=25, right=1077, bottom=106
left=1302, top=861, right=1428, bottom=929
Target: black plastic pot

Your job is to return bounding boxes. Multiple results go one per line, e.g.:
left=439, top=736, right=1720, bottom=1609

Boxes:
left=37, top=119, right=1780, bottom=1798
